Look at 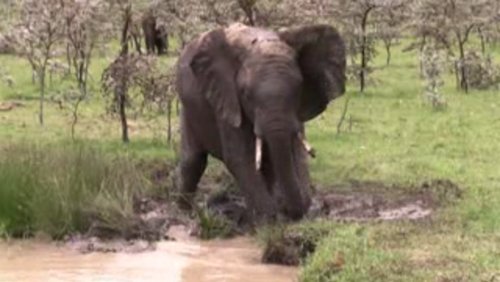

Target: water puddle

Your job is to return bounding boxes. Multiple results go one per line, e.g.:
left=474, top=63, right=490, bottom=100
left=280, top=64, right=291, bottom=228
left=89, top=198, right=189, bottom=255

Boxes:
left=0, top=237, right=296, bottom=282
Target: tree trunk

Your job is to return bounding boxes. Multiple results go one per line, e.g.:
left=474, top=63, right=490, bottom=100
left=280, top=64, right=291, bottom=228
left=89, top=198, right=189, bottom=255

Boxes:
left=478, top=27, right=486, bottom=55
left=337, top=95, right=352, bottom=134
left=66, top=43, right=72, bottom=75
left=360, top=39, right=367, bottom=92
left=39, top=71, right=45, bottom=126
left=118, top=4, right=132, bottom=143
left=454, top=61, right=461, bottom=90
left=119, top=86, right=129, bottom=143
left=239, top=0, right=255, bottom=26
left=120, top=5, right=131, bottom=56
left=132, top=33, right=142, bottom=54
left=458, top=41, right=469, bottom=93
left=418, top=35, right=427, bottom=78
left=385, top=41, right=392, bottom=66
left=71, top=97, right=83, bottom=140
left=359, top=7, right=374, bottom=93
left=167, top=99, right=172, bottom=144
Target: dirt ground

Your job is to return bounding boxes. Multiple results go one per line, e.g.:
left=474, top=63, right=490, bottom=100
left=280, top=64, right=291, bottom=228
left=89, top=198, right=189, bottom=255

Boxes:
left=68, top=161, right=463, bottom=265
left=309, top=179, right=462, bottom=222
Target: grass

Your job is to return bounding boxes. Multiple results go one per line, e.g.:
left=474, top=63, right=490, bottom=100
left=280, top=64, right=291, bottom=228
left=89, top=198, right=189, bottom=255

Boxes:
left=0, top=142, right=152, bottom=238
left=1, top=39, right=500, bottom=280
left=272, top=42, right=499, bottom=280
left=196, top=208, right=233, bottom=240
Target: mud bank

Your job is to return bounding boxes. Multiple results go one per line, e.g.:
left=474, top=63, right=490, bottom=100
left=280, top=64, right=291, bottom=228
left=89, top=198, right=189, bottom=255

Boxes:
left=75, top=176, right=462, bottom=257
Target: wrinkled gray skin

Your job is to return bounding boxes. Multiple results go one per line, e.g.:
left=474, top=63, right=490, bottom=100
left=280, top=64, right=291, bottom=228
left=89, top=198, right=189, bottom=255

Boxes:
left=141, top=13, right=168, bottom=55
left=175, top=23, right=346, bottom=221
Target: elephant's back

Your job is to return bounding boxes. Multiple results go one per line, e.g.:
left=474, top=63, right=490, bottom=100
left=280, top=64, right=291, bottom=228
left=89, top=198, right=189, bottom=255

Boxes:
left=224, top=23, right=294, bottom=58
left=225, top=23, right=277, bottom=47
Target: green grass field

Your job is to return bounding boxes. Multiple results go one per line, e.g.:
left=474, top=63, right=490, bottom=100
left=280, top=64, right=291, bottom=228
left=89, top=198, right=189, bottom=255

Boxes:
left=1, top=40, right=499, bottom=281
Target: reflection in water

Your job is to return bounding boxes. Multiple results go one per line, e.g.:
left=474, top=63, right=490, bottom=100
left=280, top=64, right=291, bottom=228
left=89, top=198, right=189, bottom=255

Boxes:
left=0, top=237, right=296, bottom=282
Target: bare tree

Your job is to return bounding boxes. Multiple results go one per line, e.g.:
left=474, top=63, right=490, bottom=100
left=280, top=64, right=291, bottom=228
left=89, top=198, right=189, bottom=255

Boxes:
left=326, top=0, right=406, bottom=92
left=9, top=0, right=65, bottom=125
left=411, top=0, right=495, bottom=93
left=376, top=3, right=407, bottom=66
left=102, top=54, right=175, bottom=143
left=133, top=61, right=177, bottom=144
left=0, top=0, right=19, bottom=33
left=153, top=0, right=213, bottom=49
left=61, top=0, right=111, bottom=139
left=151, top=0, right=319, bottom=54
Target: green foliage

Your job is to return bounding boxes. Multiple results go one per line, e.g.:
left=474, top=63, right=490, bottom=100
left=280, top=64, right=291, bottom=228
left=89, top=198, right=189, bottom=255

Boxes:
left=196, top=208, right=233, bottom=240
left=0, top=142, right=151, bottom=238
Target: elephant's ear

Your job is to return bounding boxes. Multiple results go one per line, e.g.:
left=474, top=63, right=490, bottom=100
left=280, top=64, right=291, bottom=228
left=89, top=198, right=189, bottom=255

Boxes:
left=279, top=25, right=346, bottom=122
left=190, top=29, right=242, bottom=127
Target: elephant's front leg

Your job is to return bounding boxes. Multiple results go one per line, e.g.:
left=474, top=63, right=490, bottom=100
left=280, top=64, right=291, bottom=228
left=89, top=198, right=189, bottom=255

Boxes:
left=177, top=151, right=207, bottom=210
left=222, top=130, right=277, bottom=220
left=176, top=118, right=208, bottom=210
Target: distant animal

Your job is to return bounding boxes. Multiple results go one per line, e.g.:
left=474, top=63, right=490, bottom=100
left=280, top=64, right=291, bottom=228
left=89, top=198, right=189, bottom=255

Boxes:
left=175, top=23, right=346, bottom=221
left=141, top=12, right=168, bottom=55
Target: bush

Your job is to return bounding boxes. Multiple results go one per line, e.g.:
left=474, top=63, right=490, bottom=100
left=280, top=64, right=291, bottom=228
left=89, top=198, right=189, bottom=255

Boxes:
left=0, top=142, right=152, bottom=238
left=0, top=33, right=15, bottom=54
left=461, top=52, right=500, bottom=90
left=421, top=47, right=447, bottom=110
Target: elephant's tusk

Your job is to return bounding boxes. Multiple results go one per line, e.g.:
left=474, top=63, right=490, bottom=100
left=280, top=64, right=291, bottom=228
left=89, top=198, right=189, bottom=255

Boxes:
left=299, top=133, right=316, bottom=158
left=255, top=137, right=263, bottom=171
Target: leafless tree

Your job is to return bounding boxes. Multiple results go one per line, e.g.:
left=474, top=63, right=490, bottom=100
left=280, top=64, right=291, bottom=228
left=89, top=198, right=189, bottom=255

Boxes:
left=376, top=3, right=407, bottom=66
left=8, top=0, right=65, bottom=125
left=320, top=0, right=406, bottom=92
left=61, top=0, right=112, bottom=139
left=102, top=54, right=175, bottom=143
left=411, top=0, right=496, bottom=93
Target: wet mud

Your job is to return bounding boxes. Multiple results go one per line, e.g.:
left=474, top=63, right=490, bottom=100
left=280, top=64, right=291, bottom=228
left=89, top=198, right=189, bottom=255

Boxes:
left=78, top=164, right=462, bottom=257
left=309, top=179, right=462, bottom=222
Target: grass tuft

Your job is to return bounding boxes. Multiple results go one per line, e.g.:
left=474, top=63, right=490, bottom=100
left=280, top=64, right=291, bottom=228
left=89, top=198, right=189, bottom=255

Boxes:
left=0, top=142, right=152, bottom=238
left=196, top=207, right=233, bottom=240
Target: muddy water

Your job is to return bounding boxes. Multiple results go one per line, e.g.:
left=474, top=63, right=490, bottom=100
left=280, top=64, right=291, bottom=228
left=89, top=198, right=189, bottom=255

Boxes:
left=0, top=237, right=296, bottom=282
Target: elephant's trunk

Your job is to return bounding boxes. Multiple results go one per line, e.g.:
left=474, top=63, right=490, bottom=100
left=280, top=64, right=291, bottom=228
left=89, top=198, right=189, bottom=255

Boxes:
left=264, top=131, right=310, bottom=219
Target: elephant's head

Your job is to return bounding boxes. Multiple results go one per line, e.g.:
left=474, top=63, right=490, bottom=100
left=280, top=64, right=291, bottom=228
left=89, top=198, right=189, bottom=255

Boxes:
left=188, top=23, right=346, bottom=219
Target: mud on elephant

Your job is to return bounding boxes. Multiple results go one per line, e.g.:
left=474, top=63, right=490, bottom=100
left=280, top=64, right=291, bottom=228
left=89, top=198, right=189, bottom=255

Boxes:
left=175, top=23, right=346, bottom=221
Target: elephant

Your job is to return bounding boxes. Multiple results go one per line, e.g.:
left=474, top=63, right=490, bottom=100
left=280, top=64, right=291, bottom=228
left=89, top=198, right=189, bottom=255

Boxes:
left=175, top=23, right=346, bottom=221
left=141, top=13, right=168, bottom=55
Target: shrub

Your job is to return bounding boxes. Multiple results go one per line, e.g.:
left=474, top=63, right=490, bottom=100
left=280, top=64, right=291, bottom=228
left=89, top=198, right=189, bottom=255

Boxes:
left=421, top=47, right=447, bottom=110
left=461, top=52, right=500, bottom=90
